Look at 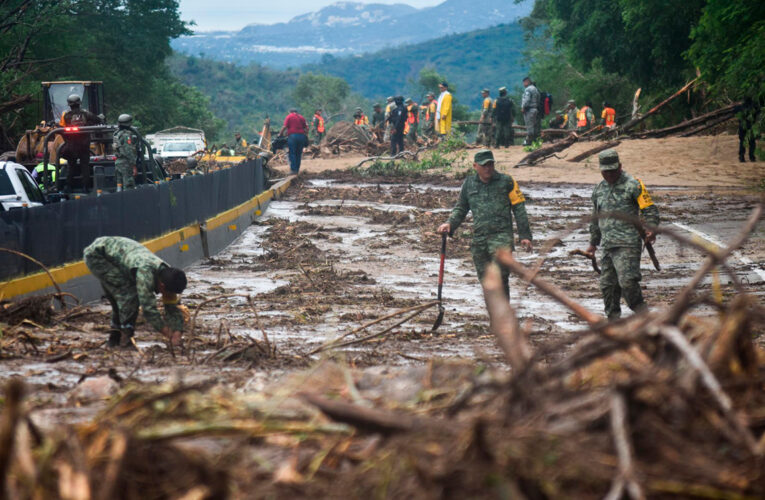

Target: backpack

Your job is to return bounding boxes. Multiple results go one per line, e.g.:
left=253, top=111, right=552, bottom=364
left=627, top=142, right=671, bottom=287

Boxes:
left=494, top=97, right=513, bottom=122
left=542, top=93, right=553, bottom=116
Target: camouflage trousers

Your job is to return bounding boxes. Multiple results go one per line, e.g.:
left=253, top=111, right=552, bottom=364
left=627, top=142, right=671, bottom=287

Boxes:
left=383, top=123, right=393, bottom=142
left=494, top=122, right=514, bottom=147
left=476, top=123, right=492, bottom=146
left=83, top=245, right=139, bottom=329
left=472, top=233, right=514, bottom=298
left=114, top=161, right=135, bottom=190
left=407, top=124, right=418, bottom=144
left=523, top=108, right=540, bottom=144
left=599, top=246, right=646, bottom=319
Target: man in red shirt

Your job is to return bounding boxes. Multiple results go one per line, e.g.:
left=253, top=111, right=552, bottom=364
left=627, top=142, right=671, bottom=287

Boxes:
left=279, top=108, right=308, bottom=174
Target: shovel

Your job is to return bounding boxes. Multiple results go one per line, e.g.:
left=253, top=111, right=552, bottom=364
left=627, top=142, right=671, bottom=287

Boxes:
left=432, top=233, right=447, bottom=331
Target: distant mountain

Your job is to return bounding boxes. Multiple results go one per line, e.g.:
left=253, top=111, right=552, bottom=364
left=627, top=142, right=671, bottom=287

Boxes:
left=172, top=0, right=533, bottom=68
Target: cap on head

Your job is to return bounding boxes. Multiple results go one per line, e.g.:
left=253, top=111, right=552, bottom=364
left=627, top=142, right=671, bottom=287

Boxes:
left=373, top=103, right=381, bottom=108
left=439, top=82, right=448, bottom=88
left=117, top=114, right=133, bottom=125
left=67, top=94, right=81, bottom=106
left=598, top=149, right=620, bottom=171
left=474, top=149, right=495, bottom=166
left=498, top=86, right=507, bottom=95
left=405, top=98, right=413, bottom=104
left=426, top=93, right=434, bottom=98
left=355, top=107, right=362, bottom=111
left=481, top=88, right=489, bottom=94
left=386, top=96, right=394, bottom=102
left=567, top=99, right=576, bottom=105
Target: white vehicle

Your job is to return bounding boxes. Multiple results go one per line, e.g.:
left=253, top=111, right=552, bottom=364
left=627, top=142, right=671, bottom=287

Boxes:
left=0, top=161, right=46, bottom=211
left=153, top=127, right=206, bottom=162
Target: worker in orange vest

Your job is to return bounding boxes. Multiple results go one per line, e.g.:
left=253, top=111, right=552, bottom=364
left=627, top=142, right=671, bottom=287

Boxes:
left=404, top=98, right=419, bottom=144
left=601, top=101, right=616, bottom=129
left=353, top=107, right=369, bottom=127
left=577, top=101, right=594, bottom=132
left=312, top=109, right=325, bottom=143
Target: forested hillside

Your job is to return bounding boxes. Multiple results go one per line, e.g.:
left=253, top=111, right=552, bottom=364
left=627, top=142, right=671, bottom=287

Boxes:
left=169, top=22, right=529, bottom=139
left=0, top=0, right=223, bottom=151
left=305, top=23, right=528, bottom=109
left=522, top=0, right=764, bottom=126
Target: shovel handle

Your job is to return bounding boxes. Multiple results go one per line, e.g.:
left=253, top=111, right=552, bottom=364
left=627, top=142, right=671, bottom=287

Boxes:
left=437, top=233, right=446, bottom=297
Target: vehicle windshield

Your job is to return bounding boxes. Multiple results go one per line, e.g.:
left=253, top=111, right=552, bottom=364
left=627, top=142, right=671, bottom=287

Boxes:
left=49, top=83, right=87, bottom=124
left=17, top=169, right=45, bottom=203
left=163, top=142, right=196, bottom=152
left=0, top=169, right=14, bottom=196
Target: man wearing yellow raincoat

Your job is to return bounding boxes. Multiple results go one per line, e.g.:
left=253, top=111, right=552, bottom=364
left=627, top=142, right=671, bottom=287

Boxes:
left=436, top=82, right=453, bottom=136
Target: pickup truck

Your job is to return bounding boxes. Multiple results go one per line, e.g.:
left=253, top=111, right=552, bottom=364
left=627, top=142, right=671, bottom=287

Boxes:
left=151, top=127, right=206, bottom=164
left=0, top=161, right=46, bottom=211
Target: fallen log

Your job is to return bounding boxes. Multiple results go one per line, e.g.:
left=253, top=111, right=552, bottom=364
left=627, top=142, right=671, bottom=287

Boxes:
left=631, top=102, right=740, bottom=139
left=514, top=134, right=578, bottom=167
left=678, top=115, right=736, bottom=138
left=568, top=141, right=621, bottom=162
left=300, top=392, right=419, bottom=433
left=620, top=78, right=698, bottom=133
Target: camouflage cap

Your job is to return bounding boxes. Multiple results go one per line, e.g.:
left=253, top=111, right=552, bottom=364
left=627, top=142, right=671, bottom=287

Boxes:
left=481, top=88, right=490, bottom=93
left=498, top=86, right=507, bottom=93
left=474, top=149, right=495, bottom=166
left=598, top=149, right=620, bottom=170
left=386, top=96, right=394, bottom=101
left=567, top=99, right=576, bottom=105
left=405, top=98, right=413, bottom=103
left=373, top=103, right=381, bottom=108
left=426, top=93, right=434, bottom=97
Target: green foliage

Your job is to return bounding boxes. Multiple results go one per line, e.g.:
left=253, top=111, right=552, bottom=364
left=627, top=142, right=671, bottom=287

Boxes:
left=438, top=132, right=469, bottom=154
left=353, top=159, right=431, bottom=178
left=293, top=73, right=350, bottom=116
left=0, top=0, right=221, bottom=148
left=522, top=138, right=543, bottom=152
left=687, top=0, right=765, bottom=101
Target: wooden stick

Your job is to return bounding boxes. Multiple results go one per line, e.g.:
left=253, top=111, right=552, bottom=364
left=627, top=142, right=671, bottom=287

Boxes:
left=307, top=301, right=438, bottom=355
left=300, top=392, right=418, bottom=433
left=314, top=303, right=437, bottom=353
left=608, top=392, right=645, bottom=500
left=620, top=78, right=698, bottom=133
left=482, top=263, right=530, bottom=371
left=514, top=134, right=578, bottom=167
left=657, top=325, right=761, bottom=455
left=631, top=102, right=739, bottom=139
left=0, top=247, right=67, bottom=307
left=568, top=141, right=621, bottom=163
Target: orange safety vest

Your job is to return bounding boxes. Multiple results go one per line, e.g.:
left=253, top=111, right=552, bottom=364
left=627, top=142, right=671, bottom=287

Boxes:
left=577, top=106, right=591, bottom=127
left=407, top=104, right=418, bottom=124
left=354, top=114, right=368, bottom=126
left=602, top=107, right=616, bottom=128
left=314, top=114, right=325, bottom=133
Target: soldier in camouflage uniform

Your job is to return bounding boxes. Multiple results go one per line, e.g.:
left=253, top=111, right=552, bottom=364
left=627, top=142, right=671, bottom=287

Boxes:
left=84, top=236, right=187, bottom=348
left=476, top=89, right=493, bottom=146
left=521, top=77, right=541, bottom=146
left=493, top=87, right=515, bottom=148
left=113, top=114, right=137, bottom=191
left=586, top=149, right=660, bottom=320
left=438, top=149, right=533, bottom=298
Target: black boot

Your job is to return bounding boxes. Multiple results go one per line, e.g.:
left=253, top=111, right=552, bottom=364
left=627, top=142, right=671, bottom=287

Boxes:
left=119, top=328, right=136, bottom=350
left=107, top=329, right=121, bottom=347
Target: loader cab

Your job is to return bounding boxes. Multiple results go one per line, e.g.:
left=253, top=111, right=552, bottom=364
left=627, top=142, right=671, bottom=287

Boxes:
left=42, top=81, right=104, bottom=125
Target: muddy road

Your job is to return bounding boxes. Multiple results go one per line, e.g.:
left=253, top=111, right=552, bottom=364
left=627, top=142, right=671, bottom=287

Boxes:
left=3, top=170, right=763, bottom=432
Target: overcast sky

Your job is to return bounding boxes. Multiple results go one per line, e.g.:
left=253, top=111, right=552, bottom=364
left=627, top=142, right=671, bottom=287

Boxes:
left=179, top=0, right=442, bottom=31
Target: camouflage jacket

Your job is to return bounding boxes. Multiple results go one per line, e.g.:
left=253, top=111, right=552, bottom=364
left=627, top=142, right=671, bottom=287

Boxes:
left=589, top=172, right=660, bottom=249
left=90, top=236, right=184, bottom=332
left=113, top=128, right=138, bottom=165
left=448, top=172, right=532, bottom=245
left=522, top=84, right=540, bottom=111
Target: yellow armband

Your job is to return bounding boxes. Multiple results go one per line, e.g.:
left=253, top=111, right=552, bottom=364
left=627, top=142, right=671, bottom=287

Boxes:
left=161, top=293, right=179, bottom=305
left=636, top=179, right=654, bottom=209
left=508, top=179, right=526, bottom=205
